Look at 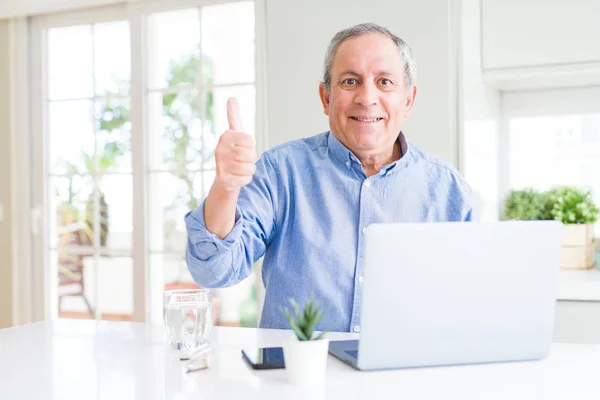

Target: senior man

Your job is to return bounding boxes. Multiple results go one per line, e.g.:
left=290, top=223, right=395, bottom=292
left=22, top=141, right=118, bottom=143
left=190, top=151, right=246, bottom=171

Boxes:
left=185, top=23, right=473, bottom=332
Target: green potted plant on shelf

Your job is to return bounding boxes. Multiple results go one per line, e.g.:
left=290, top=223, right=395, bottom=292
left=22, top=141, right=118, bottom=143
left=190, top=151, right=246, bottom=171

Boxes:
left=279, top=295, right=330, bottom=386
left=504, top=188, right=547, bottom=221
left=503, top=186, right=599, bottom=269
left=545, top=186, right=599, bottom=269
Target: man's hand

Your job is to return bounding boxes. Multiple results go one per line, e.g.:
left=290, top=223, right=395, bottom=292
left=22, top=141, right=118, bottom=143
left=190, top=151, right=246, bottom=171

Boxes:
left=214, top=97, right=257, bottom=191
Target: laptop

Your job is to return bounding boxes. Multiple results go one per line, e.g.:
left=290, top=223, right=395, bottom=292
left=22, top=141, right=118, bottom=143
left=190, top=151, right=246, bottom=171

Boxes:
left=329, top=221, right=563, bottom=371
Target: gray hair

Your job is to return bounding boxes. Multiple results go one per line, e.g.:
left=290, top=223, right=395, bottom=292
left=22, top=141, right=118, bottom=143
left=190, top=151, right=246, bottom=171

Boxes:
left=322, top=23, right=417, bottom=93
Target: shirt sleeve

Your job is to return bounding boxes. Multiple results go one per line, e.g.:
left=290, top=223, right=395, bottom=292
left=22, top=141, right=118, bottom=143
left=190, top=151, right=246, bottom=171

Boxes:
left=461, top=181, right=476, bottom=222
left=184, top=152, right=279, bottom=288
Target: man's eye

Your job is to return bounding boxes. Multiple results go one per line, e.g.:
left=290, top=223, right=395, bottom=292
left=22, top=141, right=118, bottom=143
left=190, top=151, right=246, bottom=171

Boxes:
left=379, top=78, right=392, bottom=86
left=343, top=78, right=358, bottom=85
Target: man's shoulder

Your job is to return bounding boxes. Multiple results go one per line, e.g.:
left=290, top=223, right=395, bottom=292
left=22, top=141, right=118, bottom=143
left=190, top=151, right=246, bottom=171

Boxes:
left=409, top=143, right=471, bottom=194
left=262, top=131, right=330, bottom=161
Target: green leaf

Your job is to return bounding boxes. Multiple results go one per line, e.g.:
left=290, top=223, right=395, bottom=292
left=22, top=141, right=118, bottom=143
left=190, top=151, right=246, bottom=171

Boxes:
left=279, top=294, right=331, bottom=341
left=289, top=298, right=303, bottom=322
left=503, top=188, right=548, bottom=220
left=313, top=330, right=327, bottom=340
left=545, top=186, right=599, bottom=224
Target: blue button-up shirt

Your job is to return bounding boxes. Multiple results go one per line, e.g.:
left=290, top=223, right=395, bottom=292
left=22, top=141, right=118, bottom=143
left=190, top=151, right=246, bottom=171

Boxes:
left=185, top=131, right=473, bottom=332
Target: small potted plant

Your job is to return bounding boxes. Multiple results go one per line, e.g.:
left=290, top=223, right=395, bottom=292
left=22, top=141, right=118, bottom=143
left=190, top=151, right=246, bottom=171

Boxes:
left=503, top=186, right=599, bottom=269
left=503, top=188, right=547, bottom=221
left=280, top=295, right=329, bottom=386
left=545, top=186, right=599, bottom=269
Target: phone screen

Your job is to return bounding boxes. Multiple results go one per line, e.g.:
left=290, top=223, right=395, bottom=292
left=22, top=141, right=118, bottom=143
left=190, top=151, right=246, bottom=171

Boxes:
left=241, top=347, right=285, bottom=369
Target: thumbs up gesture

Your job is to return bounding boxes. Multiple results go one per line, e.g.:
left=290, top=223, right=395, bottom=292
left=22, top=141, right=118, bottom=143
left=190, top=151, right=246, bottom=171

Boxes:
left=213, top=97, right=257, bottom=191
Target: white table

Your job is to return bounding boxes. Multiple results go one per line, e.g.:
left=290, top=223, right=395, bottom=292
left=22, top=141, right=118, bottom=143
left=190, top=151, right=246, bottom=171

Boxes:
left=1, top=320, right=600, bottom=400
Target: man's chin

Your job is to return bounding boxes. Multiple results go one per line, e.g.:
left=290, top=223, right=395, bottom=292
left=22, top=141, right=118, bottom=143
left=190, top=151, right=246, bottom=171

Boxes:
left=347, top=140, right=382, bottom=153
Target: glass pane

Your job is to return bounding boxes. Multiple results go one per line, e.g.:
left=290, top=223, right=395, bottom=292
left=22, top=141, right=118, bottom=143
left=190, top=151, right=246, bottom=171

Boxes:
left=510, top=116, right=588, bottom=189
left=49, top=100, right=94, bottom=175
left=151, top=253, right=196, bottom=290
left=148, top=91, right=216, bottom=171
left=201, top=1, right=255, bottom=85
left=96, top=256, right=134, bottom=320
left=54, top=251, right=134, bottom=321
left=208, top=85, right=255, bottom=139
left=48, top=25, right=93, bottom=100
left=54, top=250, right=94, bottom=320
left=50, top=176, right=95, bottom=249
left=148, top=172, right=204, bottom=253
left=95, top=98, right=132, bottom=173
left=94, top=21, right=131, bottom=96
left=99, top=174, right=133, bottom=251
left=147, top=8, right=200, bottom=89
left=509, top=114, right=600, bottom=233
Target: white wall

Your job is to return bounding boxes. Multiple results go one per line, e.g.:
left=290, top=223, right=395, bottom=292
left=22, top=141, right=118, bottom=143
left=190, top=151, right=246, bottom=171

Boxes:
left=554, top=301, right=600, bottom=344
left=264, top=0, right=460, bottom=165
left=481, top=0, right=600, bottom=71
left=461, top=0, right=500, bottom=122
left=479, top=0, right=600, bottom=91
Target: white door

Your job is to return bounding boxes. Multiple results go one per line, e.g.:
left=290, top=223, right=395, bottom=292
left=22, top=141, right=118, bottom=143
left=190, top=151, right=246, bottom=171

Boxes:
left=30, top=0, right=262, bottom=323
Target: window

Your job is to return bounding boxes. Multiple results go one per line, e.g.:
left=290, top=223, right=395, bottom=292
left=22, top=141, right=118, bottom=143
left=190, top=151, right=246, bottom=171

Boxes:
left=44, top=19, right=133, bottom=320
left=31, top=0, right=261, bottom=324
left=508, top=113, right=600, bottom=233
left=145, top=2, right=257, bottom=324
left=465, top=87, right=600, bottom=235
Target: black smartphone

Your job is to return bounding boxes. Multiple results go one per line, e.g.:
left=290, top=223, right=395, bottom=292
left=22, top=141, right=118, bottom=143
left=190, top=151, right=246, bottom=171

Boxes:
left=241, top=347, right=285, bottom=370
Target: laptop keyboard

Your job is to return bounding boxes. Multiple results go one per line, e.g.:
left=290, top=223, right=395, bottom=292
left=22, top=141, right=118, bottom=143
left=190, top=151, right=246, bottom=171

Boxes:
left=345, top=349, right=358, bottom=359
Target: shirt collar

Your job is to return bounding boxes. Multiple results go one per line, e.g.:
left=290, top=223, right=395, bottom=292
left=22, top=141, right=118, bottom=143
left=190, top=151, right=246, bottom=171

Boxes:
left=327, top=130, right=410, bottom=174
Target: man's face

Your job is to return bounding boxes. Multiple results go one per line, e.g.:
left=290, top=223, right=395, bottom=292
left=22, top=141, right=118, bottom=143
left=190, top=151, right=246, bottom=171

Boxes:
left=319, top=33, right=417, bottom=157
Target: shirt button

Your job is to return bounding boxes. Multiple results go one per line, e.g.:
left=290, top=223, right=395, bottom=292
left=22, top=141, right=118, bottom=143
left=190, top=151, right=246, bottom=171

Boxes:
left=361, top=227, right=367, bottom=234
left=353, top=325, right=361, bottom=333
left=358, top=276, right=364, bottom=283
left=364, top=180, right=371, bottom=188
left=346, top=161, right=350, bottom=168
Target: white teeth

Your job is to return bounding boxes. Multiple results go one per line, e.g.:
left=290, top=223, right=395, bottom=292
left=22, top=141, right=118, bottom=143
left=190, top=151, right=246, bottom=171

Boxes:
left=353, top=117, right=381, bottom=122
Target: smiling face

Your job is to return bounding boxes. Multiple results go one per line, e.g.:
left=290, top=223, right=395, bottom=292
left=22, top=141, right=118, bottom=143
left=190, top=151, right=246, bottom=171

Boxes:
left=319, top=33, right=417, bottom=162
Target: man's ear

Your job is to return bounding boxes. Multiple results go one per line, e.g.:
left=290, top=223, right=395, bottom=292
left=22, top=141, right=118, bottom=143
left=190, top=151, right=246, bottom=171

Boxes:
left=404, top=85, right=417, bottom=117
left=319, top=83, right=330, bottom=116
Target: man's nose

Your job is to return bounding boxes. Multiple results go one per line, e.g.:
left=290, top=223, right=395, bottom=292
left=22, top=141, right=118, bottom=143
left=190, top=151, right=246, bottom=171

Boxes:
left=354, top=82, right=379, bottom=107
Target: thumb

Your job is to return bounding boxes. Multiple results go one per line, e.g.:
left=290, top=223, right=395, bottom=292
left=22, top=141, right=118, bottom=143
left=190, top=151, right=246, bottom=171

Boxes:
left=227, top=97, right=245, bottom=132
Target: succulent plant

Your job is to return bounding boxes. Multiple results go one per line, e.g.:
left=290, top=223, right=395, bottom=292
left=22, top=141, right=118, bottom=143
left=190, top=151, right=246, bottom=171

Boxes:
left=280, top=295, right=329, bottom=341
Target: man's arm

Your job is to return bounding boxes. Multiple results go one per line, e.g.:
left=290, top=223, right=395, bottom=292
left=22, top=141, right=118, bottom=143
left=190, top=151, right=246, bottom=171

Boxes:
left=184, top=97, right=277, bottom=288
left=203, top=97, right=257, bottom=239
left=185, top=152, right=279, bottom=288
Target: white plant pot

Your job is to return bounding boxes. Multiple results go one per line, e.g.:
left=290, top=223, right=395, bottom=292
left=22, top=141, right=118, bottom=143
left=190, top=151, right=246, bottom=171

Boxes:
left=283, top=336, right=329, bottom=386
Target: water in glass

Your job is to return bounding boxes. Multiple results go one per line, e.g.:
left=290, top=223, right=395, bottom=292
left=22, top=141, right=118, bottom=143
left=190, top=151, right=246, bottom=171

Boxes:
left=163, top=289, right=212, bottom=356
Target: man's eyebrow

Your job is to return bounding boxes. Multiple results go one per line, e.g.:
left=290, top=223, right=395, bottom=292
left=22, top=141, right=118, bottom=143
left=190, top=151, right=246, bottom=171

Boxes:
left=338, top=70, right=397, bottom=77
left=374, top=70, right=395, bottom=77
left=338, top=71, right=361, bottom=77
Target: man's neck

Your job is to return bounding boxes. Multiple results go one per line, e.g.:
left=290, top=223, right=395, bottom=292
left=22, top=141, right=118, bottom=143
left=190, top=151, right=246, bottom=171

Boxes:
left=359, top=141, right=401, bottom=177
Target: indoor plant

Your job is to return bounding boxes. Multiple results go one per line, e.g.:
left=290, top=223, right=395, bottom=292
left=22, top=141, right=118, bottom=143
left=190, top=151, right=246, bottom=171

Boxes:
left=280, top=296, right=329, bottom=386
left=503, top=186, right=599, bottom=269
left=545, top=186, right=599, bottom=269
left=504, top=188, right=547, bottom=221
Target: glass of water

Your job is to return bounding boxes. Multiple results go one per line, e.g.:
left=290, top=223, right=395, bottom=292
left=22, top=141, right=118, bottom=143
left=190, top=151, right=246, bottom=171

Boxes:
left=163, top=289, right=212, bottom=357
